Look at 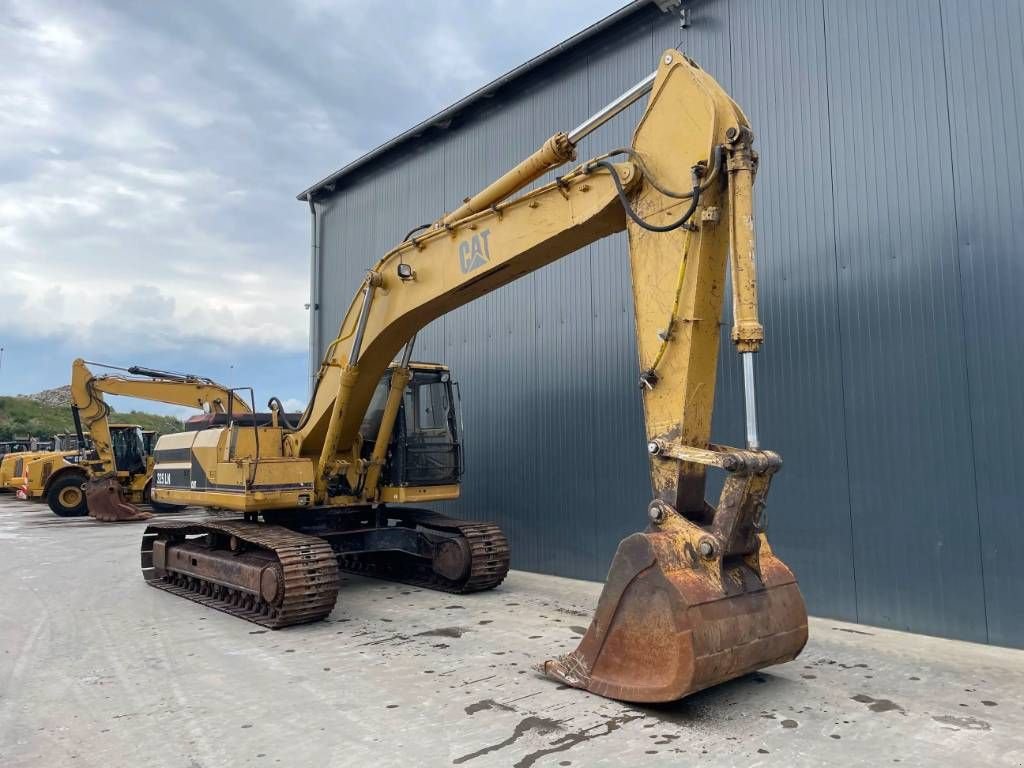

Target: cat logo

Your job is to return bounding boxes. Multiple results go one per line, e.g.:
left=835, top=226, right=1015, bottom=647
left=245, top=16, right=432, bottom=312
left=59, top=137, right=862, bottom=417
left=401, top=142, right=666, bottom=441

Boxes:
left=458, top=229, right=492, bottom=274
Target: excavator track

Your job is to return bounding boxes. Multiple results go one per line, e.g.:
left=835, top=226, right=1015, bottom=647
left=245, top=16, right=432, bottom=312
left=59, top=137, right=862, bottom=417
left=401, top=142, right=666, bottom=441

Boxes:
left=336, top=512, right=510, bottom=593
left=140, top=520, right=340, bottom=628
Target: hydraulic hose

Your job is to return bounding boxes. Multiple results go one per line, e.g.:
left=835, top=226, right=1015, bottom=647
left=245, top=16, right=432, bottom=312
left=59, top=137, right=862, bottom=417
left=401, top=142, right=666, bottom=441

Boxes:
left=267, top=397, right=296, bottom=429
left=592, top=158, right=702, bottom=232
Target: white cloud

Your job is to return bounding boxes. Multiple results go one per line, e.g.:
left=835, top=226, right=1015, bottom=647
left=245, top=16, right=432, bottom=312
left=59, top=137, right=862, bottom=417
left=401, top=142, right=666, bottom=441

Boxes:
left=0, top=0, right=626, bottom=396
left=280, top=398, right=307, bottom=413
left=28, top=20, right=89, bottom=60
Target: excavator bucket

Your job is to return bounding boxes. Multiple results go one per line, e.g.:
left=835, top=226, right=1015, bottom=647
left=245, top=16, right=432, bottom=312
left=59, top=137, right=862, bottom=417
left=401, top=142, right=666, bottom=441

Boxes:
left=86, top=477, right=153, bottom=522
left=544, top=450, right=808, bottom=703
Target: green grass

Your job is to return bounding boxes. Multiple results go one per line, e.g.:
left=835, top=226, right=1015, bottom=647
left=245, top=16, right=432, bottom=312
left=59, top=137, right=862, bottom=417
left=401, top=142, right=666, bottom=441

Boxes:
left=0, top=396, right=184, bottom=441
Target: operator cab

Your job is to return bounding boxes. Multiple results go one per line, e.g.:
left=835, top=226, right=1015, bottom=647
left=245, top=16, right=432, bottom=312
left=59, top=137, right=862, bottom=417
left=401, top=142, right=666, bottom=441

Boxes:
left=360, top=364, right=462, bottom=487
left=108, top=424, right=148, bottom=475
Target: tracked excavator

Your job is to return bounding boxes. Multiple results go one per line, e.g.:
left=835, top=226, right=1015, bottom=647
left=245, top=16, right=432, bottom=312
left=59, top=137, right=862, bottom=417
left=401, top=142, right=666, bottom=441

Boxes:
left=66, top=359, right=254, bottom=521
left=143, top=52, right=807, bottom=703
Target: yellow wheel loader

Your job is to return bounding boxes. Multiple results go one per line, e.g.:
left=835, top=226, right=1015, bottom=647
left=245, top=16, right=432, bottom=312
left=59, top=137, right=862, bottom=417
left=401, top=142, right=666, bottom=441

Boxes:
left=63, top=359, right=255, bottom=521
left=0, top=450, right=48, bottom=491
left=143, top=52, right=807, bottom=703
left=2, top=434, right=87, bottom=501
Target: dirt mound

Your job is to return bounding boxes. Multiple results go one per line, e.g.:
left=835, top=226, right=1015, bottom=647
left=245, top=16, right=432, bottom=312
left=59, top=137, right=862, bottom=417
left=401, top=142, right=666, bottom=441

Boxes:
left=21, top=385, right=72, bottom=408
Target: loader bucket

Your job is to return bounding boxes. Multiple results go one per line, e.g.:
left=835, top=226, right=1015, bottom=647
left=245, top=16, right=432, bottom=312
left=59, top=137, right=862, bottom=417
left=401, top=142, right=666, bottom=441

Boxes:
left=86, top=477, right=153, bottom=522
left=543, top=525, right=807, bottom=703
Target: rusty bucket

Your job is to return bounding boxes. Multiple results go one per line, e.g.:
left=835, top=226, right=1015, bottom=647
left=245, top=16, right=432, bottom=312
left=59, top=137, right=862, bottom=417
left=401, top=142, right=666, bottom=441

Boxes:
left=86, top=477, right=153, bottom=522
left=543, top=511, right=807, bottom=703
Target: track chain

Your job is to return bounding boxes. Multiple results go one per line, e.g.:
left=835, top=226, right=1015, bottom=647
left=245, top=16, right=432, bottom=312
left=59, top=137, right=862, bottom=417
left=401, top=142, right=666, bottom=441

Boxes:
left=336, top=511, right=510, bottom=593
left=140, top=519, right=339, bottom=629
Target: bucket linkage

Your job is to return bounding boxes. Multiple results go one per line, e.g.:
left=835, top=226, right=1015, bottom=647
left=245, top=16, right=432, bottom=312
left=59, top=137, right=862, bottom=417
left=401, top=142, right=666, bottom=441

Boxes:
left=543, top=443, right=807, bottom=703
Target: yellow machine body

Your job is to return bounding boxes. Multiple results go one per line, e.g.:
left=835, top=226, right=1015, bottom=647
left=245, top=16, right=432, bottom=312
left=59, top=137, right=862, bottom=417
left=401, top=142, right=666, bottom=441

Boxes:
left=151, top=361, right=461, bottom=511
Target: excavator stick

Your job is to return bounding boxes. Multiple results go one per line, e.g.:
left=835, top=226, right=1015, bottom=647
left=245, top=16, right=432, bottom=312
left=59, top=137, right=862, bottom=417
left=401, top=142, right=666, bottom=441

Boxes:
left=86, top=476, right=153, bottom=522
left=544, top=446, right=807, bottom=703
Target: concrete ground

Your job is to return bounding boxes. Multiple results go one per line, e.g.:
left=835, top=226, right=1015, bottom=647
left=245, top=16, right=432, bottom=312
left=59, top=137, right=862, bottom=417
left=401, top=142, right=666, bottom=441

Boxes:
left=1, top=495, right=1022, bottom=768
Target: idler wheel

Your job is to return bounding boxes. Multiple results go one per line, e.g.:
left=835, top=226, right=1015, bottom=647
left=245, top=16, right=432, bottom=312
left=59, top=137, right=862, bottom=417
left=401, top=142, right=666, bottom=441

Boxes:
left=432, top=538, right=471, bottom=582
left=260, top=566, right=283, bottom=604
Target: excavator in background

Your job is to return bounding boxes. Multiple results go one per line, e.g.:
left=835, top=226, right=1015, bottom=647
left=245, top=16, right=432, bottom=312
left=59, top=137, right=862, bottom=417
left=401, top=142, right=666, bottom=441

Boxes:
left=61, top=358, right=255, bottom=521
left=143, top=51, right=807, bottom=703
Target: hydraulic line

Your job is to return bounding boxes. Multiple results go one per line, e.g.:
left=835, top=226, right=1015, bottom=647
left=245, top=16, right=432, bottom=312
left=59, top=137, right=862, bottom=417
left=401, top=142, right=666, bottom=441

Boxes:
left=589, top=155, right=710, bottom=233
left=584, top=144, right=723, bottom=200
left=646, top=227, right=694, bottom=376
left=267, top=397, right=296, bottom=429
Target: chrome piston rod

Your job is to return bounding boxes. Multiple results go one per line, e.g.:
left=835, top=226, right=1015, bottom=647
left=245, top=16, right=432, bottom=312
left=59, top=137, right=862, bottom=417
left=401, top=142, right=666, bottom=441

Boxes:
left=567, top=71, right=656, bottom=145
left=348, top=273, right=379, bottom=366
left=742, top=352, right=759, bottom=450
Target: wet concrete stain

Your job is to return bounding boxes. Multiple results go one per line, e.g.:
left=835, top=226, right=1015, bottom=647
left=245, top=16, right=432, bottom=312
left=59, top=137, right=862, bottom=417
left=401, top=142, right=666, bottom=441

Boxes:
left=568, top=626, right=588, bottom=635
left=445, top=605, right=465, bottom=610
left=416, top=627, right=468, bottom=638
left=513, top=713, right=644, bottom=768
left=932, top=715, right=990, bottom=731
left=981, top=700, right=997, bottom=707
left=452, top=716, right=563, bottom=764
left=555, top=606, right=589, bottom=617
left=832, top=626, right=875, bottom=636
left=851, top=694, right=905, bottom=714
left=465, top=699, right=516, bottom=716
left=781, top=719, right=798, bottom=729
left=757, top=748, right=770, bottom=754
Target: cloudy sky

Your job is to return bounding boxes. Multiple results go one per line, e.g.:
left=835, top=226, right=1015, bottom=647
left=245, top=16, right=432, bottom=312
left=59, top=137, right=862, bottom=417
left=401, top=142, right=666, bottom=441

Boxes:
left=0, top=0, right=625, bottom=414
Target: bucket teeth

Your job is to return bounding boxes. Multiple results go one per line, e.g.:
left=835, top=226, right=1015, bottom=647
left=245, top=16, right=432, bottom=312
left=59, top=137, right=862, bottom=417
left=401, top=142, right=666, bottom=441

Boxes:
left=543, top=529, right=807, bottom=703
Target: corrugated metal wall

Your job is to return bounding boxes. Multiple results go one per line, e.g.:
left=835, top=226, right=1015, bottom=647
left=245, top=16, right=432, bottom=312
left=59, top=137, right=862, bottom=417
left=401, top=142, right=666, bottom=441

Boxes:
left=309, top=0, right=1024, bottom=648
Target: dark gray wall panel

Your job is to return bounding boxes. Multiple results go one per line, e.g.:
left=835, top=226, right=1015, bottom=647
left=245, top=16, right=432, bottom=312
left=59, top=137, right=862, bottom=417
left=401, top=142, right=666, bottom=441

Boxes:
left=941, top=0, right=1024, bottom=647
left=308, top=0, right=1023, bottom=647
left=726, top=0, right=857, bottom=620
left=824, top=0, right=985, bottom=640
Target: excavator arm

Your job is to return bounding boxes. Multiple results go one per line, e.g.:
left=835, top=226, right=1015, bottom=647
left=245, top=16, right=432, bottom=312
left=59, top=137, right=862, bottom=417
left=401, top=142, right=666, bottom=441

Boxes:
left=294, top=53, right=762, bottom=510
left=70, top=358, right=250, bottom=520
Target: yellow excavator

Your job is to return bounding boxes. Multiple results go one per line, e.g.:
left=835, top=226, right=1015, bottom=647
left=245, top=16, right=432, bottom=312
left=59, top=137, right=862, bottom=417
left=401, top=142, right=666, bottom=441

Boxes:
left=59, top=359, right=254, bottom=520
left=143, top=52, right=807, bottom=703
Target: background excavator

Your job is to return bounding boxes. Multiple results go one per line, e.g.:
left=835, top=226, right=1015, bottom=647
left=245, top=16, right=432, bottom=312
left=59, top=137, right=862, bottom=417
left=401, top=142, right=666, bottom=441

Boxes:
left=59, top=358, right=254, bottom=520
left=143, top=51, right=807, bottom=703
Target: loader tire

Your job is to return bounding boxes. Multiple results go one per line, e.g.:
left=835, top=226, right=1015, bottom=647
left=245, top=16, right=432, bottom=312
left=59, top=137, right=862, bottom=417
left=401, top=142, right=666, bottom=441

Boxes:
left=47, top=473, right=89, bottom=517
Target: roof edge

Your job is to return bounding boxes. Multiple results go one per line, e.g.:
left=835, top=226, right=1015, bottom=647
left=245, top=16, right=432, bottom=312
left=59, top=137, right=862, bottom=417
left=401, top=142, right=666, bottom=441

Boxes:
left=296, top=0, right=658, bottom=200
